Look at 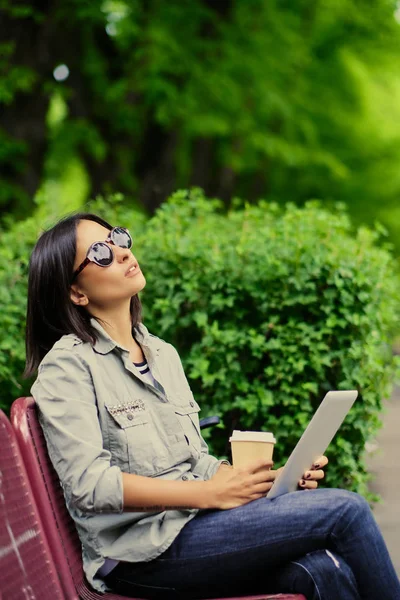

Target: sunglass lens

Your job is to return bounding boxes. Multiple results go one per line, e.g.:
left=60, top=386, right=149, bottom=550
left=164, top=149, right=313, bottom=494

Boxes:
left=89, top=242, right=114, bottom=266
left=112, top=227, right=132, bottom=248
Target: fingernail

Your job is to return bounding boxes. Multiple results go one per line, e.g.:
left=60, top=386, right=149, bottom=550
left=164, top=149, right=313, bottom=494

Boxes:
left=300, top=480, right=306, bottom=487
left=313, top=464, right=320, bottom=469
left=305, top=473, right=311, bottom=479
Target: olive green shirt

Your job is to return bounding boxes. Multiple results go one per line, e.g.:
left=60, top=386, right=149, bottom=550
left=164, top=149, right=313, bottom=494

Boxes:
left=31, top=319, right=227, bottom=592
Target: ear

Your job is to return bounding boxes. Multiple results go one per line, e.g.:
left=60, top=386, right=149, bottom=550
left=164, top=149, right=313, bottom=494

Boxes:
left=70, top=285, right=89, bottom=307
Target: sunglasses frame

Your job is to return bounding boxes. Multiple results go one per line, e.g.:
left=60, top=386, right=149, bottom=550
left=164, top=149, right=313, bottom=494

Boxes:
left=71, top=227, right=132, bottom=282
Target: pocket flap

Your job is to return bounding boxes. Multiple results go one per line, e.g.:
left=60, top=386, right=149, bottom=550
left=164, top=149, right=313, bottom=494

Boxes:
left=106, top=402, right=148, bottom=429
left=173, top=396, right=201, bottom=415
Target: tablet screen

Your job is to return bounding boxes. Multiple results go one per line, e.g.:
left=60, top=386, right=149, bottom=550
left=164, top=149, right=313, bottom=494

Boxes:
left=267, top=390, right=358, bottom=500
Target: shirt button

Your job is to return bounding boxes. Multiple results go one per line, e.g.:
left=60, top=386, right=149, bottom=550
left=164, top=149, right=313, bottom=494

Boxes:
left=182, top=475, right=188, bottom=481
left=190, top=401, right=194, bottom=407
left=127, top=414, right=134, bottom=421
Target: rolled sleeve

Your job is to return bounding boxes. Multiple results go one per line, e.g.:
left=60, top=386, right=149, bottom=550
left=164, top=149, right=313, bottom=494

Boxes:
left=32, top=348, right=123, bottom=514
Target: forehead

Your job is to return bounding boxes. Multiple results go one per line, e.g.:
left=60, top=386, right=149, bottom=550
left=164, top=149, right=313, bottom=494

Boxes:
left=75, top=219, right=110, bottom=256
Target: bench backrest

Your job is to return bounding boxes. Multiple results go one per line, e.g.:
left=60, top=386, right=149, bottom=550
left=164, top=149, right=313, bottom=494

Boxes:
left=11, top=396, right=119, bottom=599
left=0, top=408, right=64, bottom=600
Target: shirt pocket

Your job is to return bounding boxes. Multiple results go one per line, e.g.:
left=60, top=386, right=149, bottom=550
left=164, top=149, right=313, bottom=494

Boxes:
left=105, top=403, right=168, bottom=476
left=173, top=395, right=202, bottom=457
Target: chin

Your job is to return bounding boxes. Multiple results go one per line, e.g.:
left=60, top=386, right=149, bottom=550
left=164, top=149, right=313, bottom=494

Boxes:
left=133, top=273, right=146, bottom=294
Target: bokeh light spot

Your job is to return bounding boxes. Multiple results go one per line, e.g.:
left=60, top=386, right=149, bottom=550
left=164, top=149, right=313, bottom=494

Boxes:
left=106, top=22, right=117, bottom=36
left=53, top=64, right=70, bottom=82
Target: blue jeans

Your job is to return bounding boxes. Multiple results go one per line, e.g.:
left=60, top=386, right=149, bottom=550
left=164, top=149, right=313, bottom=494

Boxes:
left=104, top=489, right=400, bottom=599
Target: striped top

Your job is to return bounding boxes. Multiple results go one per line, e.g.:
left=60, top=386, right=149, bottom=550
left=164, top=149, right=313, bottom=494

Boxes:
left=134, top=358, right=150, bottom=375
left=133, top=358, right=155, bottom=386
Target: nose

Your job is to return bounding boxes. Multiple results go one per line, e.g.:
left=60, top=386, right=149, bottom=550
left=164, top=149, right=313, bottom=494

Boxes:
left=115, top=246, right=133, bottom=263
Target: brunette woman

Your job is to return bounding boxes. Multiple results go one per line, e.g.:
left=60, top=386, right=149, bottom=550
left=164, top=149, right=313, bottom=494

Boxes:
left=25, top=213, right=400, bottom=600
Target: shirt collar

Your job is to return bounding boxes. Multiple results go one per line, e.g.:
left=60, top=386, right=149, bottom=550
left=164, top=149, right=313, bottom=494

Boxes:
left=90, top=318, right=160, bottom=355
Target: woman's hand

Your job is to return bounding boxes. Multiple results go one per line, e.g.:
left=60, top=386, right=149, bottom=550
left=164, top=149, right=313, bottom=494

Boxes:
left=208, top=458, right=277, bottom=510
left=298, top=455, right=328, bottom=490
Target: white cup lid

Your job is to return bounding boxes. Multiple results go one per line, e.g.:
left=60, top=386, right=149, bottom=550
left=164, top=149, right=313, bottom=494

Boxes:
left=229, top=430, right=276, bottom=443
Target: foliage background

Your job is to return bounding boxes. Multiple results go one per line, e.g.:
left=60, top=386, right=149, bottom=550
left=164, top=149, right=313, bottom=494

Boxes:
left=2, top=0, right=400, bottom=246
left=2, top=0, right=400, bottom=499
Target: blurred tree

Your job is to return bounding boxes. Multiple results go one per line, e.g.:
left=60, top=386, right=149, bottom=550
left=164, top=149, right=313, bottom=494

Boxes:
left=1, top=0, right=400, bottom=241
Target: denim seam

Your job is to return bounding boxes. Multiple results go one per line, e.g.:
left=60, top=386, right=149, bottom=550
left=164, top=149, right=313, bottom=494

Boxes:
left=113, top=576, right=177, bottom=593
left=291, top=561, right=322, bottom=600
left=157, top=535, right=323, bottom=563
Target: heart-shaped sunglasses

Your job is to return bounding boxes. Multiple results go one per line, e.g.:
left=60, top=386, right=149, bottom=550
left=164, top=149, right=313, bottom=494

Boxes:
left=71, top=227, right=132, bottom=282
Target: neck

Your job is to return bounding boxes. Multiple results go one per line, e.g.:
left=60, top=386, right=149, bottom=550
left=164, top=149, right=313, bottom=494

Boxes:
left=89, top=301, right=136, bottom=350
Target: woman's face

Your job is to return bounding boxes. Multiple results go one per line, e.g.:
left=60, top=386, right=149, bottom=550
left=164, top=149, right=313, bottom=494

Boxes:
left=70, top=219, right=146, bottom=310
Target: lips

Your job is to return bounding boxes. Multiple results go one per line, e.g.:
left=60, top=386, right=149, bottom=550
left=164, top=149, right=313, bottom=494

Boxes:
left=125, top=262, right=138, bottom=276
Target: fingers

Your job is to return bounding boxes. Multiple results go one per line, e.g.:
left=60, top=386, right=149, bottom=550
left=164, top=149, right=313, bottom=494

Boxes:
left=299, top=457, right=327, bottom=490
left=299, top=479, right=318, bottom=490
left=250, top=468, right=277, bottom=485
left=245, top=458, right=274, bottom=473
left=303, top=469, right=325, bottom=481
left=252, top=480, right=275, bottom=494
left=311, top=455, right=328, bottom=469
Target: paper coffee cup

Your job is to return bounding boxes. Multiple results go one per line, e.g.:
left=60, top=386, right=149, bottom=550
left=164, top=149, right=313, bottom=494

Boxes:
left=229, top=430, right=276, bottom=469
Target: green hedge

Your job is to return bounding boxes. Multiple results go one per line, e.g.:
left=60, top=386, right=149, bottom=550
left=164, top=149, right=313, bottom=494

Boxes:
left=137, top=190, right=400, bottom=497
left=0, top=216, right=39, bottom=406
left=1, top=189, right=399, bottom=498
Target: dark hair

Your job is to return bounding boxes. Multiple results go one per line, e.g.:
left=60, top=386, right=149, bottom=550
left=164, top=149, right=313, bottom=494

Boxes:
left=24, top=212, right=142, bottom=378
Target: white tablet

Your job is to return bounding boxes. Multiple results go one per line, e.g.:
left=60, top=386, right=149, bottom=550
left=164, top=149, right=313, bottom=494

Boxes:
left=267, top=390, right=358, bottom=500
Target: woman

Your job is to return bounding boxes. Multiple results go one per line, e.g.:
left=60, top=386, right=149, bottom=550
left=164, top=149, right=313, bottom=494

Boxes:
left=25, top=212, right=400, bottom=600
